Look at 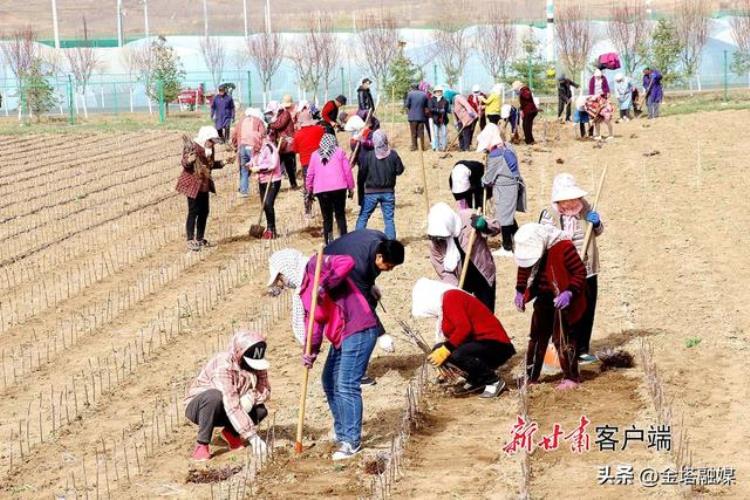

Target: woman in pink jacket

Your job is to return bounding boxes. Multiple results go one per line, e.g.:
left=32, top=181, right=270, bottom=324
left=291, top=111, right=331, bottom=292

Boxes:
left=305, top=134, right=354, bottom=244
left=251, top=138, right=283, bottom=239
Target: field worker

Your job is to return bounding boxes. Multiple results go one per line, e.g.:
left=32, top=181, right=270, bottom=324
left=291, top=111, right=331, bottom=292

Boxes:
left=267, top=95, right=299, bottom=189
left=514, top=223, right=587, bottom=390
left=499, top=103, right=521, bottom=142
left=301, top=235, right=405, bottom=460
left=573, top=96, right=591, bottom=139
left=614, top=74, right=633, bottom=122
left=557, top=74, right=579, bottom=123
left=267, top=248, right=309, bottom=345
left=428, top=86, right=450, bottom=151
left=586, top=95, right=615, bottom=141
left=292, top=110, right=325, bottom=215
left=211, top=84, right=235, bottom=143
left=642, top=67, right=663, bottom=119
left=177, top=126, right=229, bottom=251
left=540, top=174, right=604, bottom=365
left=251, top=136, right=282, bottom=240
left=404, top=83, right=429, bottom=151
left=468, top=84, right=487, bottom=130
left=513, top=80, right=538, bottom=145
left=293, top=99, right=310, bottom=130
left=452, top=93, right=478, bottom=151
left=184, top=330, right=270, bottom=461
left=480, top=83, right=503, bottom=125
left=588, top=69, right=610, bottom=99
left=349, top=115, right=380, bottom=169
left=448, top=160, right=484, bottom=210
left=357, top=77, right=375, bottom=119
left=427, top=202, right=500, bottom=312
left=306, top=134, right=354, bottom=245
left=321, top=95, right=347, bottom=134
left=355, top=130, right=405, bottom=240
left=411, top=278, right=515, bottom=398
left=231, top=107, right=266, bottom=198
left=479, top=123, right=526, bottom=256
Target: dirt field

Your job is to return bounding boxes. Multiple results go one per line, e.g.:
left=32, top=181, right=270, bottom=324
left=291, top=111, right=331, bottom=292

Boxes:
left=0, top=105, right=748, bottom=499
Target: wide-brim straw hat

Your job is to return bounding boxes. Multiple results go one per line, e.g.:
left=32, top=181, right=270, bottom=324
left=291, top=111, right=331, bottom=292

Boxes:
left=281, top=94, right=294, bottom=108
left=551, top=173, right=588, bottom=202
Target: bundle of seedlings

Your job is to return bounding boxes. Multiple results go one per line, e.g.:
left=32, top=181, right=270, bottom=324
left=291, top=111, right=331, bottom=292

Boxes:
left=595, top=348, right=634, bottom=372
left=393, top=319, right=464, bottom=383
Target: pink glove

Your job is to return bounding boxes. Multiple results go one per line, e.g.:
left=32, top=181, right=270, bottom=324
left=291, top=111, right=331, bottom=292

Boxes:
left=553, top=290, right=573, bottom=310
left=514, top=291, right=525, bottom=312
left=302, top=352, right=317, bottom=369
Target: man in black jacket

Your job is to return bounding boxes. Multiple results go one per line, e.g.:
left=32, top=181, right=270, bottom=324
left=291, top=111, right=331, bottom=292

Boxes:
left=557, top=75, right=579, bottom=123
left=354, top=130, right=405, bottom=240
left=357, top=78, right=375, bottom=119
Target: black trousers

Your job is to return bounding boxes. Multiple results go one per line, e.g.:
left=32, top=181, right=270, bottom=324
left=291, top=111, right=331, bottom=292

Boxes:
left=185, top=389, right=267, bottom=445
left=456, top=237, right=496, bottom=312
left=409, top=121, right=426, bottom=150
left=526, top=294, right=581, bottom=382
left=522, top=111, right=537, bottom=144
left=186, top=191, right=210, bottom=241
left=217, top=126, right=230, bottom=143
left=459, top=122, right=476, bottom=151
left=558, top=97, right=572, bottom=121
left=487, top=114, right=500, bottom=125
left=317, top=189, right=348, bottom=243
left=280, top=152, right=298, bottom=188
left=452, top=188, right=483, bottom=210
left=501, top=220, right=519, bottom=251
left=259, top=180, right=281, bottom=233
left=449, top=340, right=515, bottom=386
left=577, top=275, right=598, bottom=355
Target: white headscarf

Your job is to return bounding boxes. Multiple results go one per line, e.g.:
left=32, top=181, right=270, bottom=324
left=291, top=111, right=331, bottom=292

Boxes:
left=267, top=249, right=308, bottom=345
left=411, top=278, right=461, bottom=343
left=194, top=126, right=219, bottom=147
left=245, top=107, right=265, bottom=121
left=427, top=202, right=462, bottom=273
left=476, top=123, right=504, bottom=153
left=514, top=223, right=569, bottom=268
left=450, top=163, right=472, bottom=194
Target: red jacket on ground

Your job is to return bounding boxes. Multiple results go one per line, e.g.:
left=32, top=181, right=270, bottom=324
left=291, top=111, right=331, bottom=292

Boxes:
left=441, top=290, right=512, bottom=349
left=293, top=125, right=325, bottom=166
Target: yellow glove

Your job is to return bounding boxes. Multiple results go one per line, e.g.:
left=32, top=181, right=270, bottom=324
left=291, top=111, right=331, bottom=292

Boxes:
left=427, top=345, right=451, bottom=367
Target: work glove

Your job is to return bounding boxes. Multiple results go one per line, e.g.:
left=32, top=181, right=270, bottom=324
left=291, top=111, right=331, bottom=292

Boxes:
left=514, top=291, right=526, bottom=312
left=470, top=214, right=488, bottom=232
left=586, top=211, right=601, bottom=227
left=377, top=334, right=395, bottom=353
left=553, top=290, right=573, bottom=310
left=248, top=434, right=268, bottom=458
left=427, top=345, right=451, bottom=367
left=302, top=352, right=317, bottom=369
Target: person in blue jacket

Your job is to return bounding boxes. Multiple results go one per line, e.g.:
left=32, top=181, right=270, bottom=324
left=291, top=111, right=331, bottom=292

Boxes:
left=642, top=68, right=663, bottom=119
left=211, top=84, right=235, bottom=143
left=404, top=83, right=429, bottom=151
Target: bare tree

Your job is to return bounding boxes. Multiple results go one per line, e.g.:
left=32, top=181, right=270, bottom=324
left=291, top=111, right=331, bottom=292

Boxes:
left=730, top=0, right=750, bottom=82
left=199, top=36, right=226, bottom=90
left=675, top=0, right=711, bottom=90
left=288, top=13, right=339, bottom=103
left=0, top=26, right=38, bottom=89
left=433, top=21, right=472, bottom=89
left=246, top=30, right=284, bottom=106
left=476, top=7, right=517, bottom=80
left=555, top=2, right=594, bottom=79
left=357, top=12, right=400, bottom=96
left=130, top=43, right=155, bottom=113
left=65, top=43, right=100, bottom=118
left=607, top=0, right=650, bottom=76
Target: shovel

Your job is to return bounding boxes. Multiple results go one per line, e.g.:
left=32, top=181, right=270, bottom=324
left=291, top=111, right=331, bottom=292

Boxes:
left=248, top=178, right=274, bottom=238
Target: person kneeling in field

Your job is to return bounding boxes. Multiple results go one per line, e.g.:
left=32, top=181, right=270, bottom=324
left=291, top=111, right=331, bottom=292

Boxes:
left=513, top=223, right=587, bottom=390
left=184, top=330, right=270, bottom=461
left=411, top=278, right=515, bottom=398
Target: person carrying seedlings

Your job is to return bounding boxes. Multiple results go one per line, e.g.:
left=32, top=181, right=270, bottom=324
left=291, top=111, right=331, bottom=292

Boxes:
left=404, top=83, right=429, bottom=151
left=427, top=202, right=500, bottom=312
left=642, top=67, right=663, bottom=119
left=479, top=123, right=526, bottom=257
left=480, top=83, right=503, bottom=125
left=513, top=223, right=588, bottom=390
left=211, top=84, right=235, bottom=143
left=513, top=80, right=538, bottom=145
left=305, top=134, right=354, bottom=245
left=453, top=93, right=478, bottom=151
left=231, top=107, right=266, bottom=198
left=411, top=278, right=516, bottom=398
left=292, top=110, right=325, bottom=215
left=540, top=173, right=603, bottom=365
left=321, top=95, right=347, bottom=134
left=176, top=126, right=229, bottom=251
left=301, top=233, right=405, bottom=460
left=449, top=160, right=484, bottom=210
left=588, top=69, right=610, bottom=99
left=356, top=77, right=375, bottom=120
left=585, top=94, right=615, bottom=141
left=355, top=130, right=405, bottom=240
left=557, top=74, right=579, bottom=123
left=468, top=84, right=487, bottom=130
left=267, top=96, right=299, bottom=189
left=251, top=136, right=282, bottom=240
left=184, top=329, right=270, bottom=461
left=614, top=74, right=633, bottom=122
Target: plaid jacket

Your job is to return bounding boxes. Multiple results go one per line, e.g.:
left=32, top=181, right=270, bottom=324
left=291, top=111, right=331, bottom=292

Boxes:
left=175, top=142, right=223, bottom=198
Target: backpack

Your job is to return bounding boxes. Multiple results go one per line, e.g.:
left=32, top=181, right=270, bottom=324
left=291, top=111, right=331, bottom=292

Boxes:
left=598, top=53, right=621, bottom=70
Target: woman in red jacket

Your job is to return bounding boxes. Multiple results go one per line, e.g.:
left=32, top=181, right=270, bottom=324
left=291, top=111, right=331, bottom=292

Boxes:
left=411, top=278, right=515, bottom=398
left=513, top=223, right=588, bottom=390
left=512, top=80, right=538, bottom=145
left=293, top=111, right=325, bottom=215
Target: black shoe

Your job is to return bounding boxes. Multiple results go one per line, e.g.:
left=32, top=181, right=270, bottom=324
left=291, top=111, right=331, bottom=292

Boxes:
left=360, top=376, right=377, bottom=386
left=479, top=379, right=507, bottom=399
left=453, top=381, right=484, bottom=396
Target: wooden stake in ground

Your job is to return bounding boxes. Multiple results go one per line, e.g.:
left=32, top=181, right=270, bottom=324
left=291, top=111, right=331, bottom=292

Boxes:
left=294, top=246, right=324, bottom=454
left=418, top=137, right=431, bottom=216
left=458, top=208, right=482, bottom=289
left=581, top=165, right=608, bottom=263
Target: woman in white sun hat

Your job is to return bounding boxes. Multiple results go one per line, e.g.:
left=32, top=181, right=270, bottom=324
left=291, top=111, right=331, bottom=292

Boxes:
left=539, top=173, right=603, bottom=364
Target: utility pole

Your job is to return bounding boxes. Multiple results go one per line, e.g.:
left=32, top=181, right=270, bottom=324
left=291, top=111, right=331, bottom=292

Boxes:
left=243, top=0, right=249, bottom=40
left=203, top=0, right=209, bottom=37
left=117, top=0, right=124, bottom=47
left=51, top=0, right=60, bottom=49
left=265, top=0, right=271, bottom=34
left=545, top=0, right=555, bottom=64
left=143, top=0, right=150, bottom=40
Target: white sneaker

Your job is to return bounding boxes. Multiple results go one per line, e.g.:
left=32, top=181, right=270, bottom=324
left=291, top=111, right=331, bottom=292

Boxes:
left=332, top=442, right=361, bottom=461
left=479, top=379, right=507, bottom=399
left=492, top=248, right=514, bottom=258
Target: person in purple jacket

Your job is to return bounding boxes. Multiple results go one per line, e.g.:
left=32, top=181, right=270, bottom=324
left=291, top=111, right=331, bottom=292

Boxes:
left=300, top=231, right=405, bottom=460
left=211, top=84, right=235, bottom=143
left=642, top=68, right=664, bottom=119
left=588, top=69, right=610, bottom=99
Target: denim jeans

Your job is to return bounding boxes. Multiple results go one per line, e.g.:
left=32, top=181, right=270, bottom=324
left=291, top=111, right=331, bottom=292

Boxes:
left=355, top=192, right=396, bottom=240
left=238, top=146, right=251, bottom=194
left=647, top=101, right=661, bottom=119
left=431, top=123, right=447, bottom=151
left=321, top=327, right=378, bottom=448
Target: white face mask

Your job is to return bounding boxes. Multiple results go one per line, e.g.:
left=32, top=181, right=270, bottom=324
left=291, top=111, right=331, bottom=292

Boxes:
left=204, top=147, right=213, bottom=156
